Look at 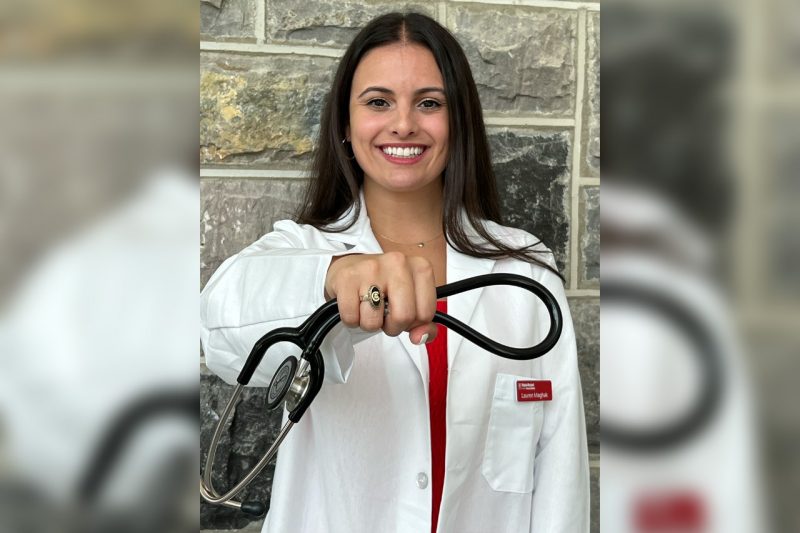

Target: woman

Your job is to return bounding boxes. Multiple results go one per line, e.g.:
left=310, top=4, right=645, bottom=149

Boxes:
left=201, top=12, right=589, bottom=533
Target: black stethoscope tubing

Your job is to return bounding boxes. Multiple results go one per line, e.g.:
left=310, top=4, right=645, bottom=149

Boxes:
left=600, top=282, right=724, bottom=452
left=202, top=272, right=563, bottom=515
left=240, top=273, right=563, bottom=422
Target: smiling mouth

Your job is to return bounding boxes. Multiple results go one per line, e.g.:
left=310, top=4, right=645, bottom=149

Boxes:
left=379, top=145, right=427, bottom=159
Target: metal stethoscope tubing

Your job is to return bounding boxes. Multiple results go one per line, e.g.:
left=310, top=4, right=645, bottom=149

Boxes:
left=201, top=272, right=563, bottom=515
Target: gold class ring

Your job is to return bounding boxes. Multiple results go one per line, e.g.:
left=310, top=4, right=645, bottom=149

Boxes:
left=360, top=285, right=383, bottom=310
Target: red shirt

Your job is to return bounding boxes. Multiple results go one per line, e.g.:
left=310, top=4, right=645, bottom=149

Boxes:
left=426, top=300, right=448, bottom=533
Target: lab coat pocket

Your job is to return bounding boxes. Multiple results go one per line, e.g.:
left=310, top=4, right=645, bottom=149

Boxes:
left=482, top=373, right=544, bottom=493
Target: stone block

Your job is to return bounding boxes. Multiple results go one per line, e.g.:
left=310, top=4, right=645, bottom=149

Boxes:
left=569, top=297, right=599, bottom=448
left=201, top=178, right=309, bottom=287
left=583, top=11, right=600, bottom=176
left=266, top=1, right=436, bottom=47
left=200, top=53, right=337, bottom=166
left=489, top=128, right=571, bottom=275
left=447, top=5, right=577, bottom=117
left=579, top=186, right=599, bottom=288
left=201, top=372, right=284, bottom=529
left=201, top=0, right=258, bottom=41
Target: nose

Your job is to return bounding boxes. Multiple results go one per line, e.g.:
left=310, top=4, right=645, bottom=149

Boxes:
left=391, top=106, right=417, bottom=137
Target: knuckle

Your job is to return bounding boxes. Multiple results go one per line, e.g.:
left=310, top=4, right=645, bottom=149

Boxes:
left=343, top=266, right=361, bottom=284
left=420, top=264, right=435, bottom=279
left=362, top=259, right=380, bottom=279
left=382, top=251, right=406, bottom=267
left=419, top=306, right=436, bottom=323
left=411, top=257, right=434, bottom=277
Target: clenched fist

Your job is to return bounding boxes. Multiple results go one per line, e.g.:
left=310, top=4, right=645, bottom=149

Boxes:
left=325, top=252, right=438, bottom=345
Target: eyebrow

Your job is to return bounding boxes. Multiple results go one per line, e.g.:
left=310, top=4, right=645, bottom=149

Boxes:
left=356, top=86, right=446, bottom=99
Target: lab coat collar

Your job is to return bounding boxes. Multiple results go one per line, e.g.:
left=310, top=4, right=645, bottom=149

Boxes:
left=321, top=191, right=380, bottom=253
left=321, top=191, right=496, bottom=375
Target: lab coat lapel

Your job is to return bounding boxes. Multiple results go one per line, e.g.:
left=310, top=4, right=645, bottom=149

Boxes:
left=446, top=244, right=495, bottom=366
left=324, top=199, right=427, bottom=380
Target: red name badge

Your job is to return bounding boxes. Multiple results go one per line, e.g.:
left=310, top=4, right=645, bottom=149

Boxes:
left=516, top=380, right=553, bottom=402
left=633, top=491, right=706, bottom=532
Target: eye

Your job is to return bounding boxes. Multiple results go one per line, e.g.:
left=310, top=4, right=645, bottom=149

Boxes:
left=419, top=99, right=443, bottom=110
left=366, top=98, right=390, bottom=109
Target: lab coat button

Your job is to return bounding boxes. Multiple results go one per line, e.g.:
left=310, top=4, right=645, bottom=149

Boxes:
left=416, top=472, right=429, bottom=489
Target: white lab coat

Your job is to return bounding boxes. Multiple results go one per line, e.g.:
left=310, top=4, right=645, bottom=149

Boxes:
left=200, top=200, right=589, bottom=533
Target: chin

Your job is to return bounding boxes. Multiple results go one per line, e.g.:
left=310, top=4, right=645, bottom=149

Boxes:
left=382, top=179, right=439, bottom=194
left=367, top=171, right=440, bottom=192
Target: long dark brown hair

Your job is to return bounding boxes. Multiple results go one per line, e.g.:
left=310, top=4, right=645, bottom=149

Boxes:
left=296, top=12, right=561, bottom=279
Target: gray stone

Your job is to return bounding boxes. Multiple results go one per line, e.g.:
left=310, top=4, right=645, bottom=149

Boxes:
left=200, top=53, right=337, bottom=166
left=201, top=178, right=309, bottom=287
left=266, top=1, right=436, bottom=47
left=201, top=0, right=258, bottom=41
left=201, top=373, right=284, bottom=530
left=583, top=12, right=600, bottom=176
left=569, top=297, right=599, bottom=448
left=579, top=186, right=599, bottom=288
left=489, top=128, right=571, bottom=276
left=447, top=5, right=577, bottom=117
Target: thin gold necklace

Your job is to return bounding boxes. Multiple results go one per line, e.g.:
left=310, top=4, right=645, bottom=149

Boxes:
left=374, top=230, right=444, bottom=248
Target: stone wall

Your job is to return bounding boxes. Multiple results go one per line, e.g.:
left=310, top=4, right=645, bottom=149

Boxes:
left=200, top=1, right=600, bottom=530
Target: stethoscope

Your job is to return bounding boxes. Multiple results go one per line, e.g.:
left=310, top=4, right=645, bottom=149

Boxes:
left=200, top=273, right=563, bottom=516
left=600, top=281, right=723, bottom=452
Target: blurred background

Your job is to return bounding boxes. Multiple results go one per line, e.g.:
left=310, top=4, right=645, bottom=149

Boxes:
left=0, top=0, right=797, bottom=532
left=0, top=1, right=199, bottom=532
left=602, top=0, right=799, bottom=532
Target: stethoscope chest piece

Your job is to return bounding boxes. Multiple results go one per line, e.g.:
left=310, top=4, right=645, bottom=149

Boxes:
left=266, top=356, right=297, bottom=410
left=267, top=356, right=313, bottom=413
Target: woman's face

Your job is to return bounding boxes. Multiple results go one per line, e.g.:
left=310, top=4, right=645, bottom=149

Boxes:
left=347, top=43, right=449, bottom=195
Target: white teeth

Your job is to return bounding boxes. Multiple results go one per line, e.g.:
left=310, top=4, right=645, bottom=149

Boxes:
left=382, top=146, right=424, bottom=158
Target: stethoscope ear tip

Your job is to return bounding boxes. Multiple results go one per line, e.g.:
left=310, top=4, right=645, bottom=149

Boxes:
left=241, top=500, right=267, bottom=517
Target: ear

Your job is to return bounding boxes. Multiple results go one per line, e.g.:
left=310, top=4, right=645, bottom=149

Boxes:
left=345, top=125, right=350, bottom=142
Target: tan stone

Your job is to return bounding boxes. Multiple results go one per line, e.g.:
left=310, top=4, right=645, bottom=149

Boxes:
left=200, top=53, right=337, bottom=166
